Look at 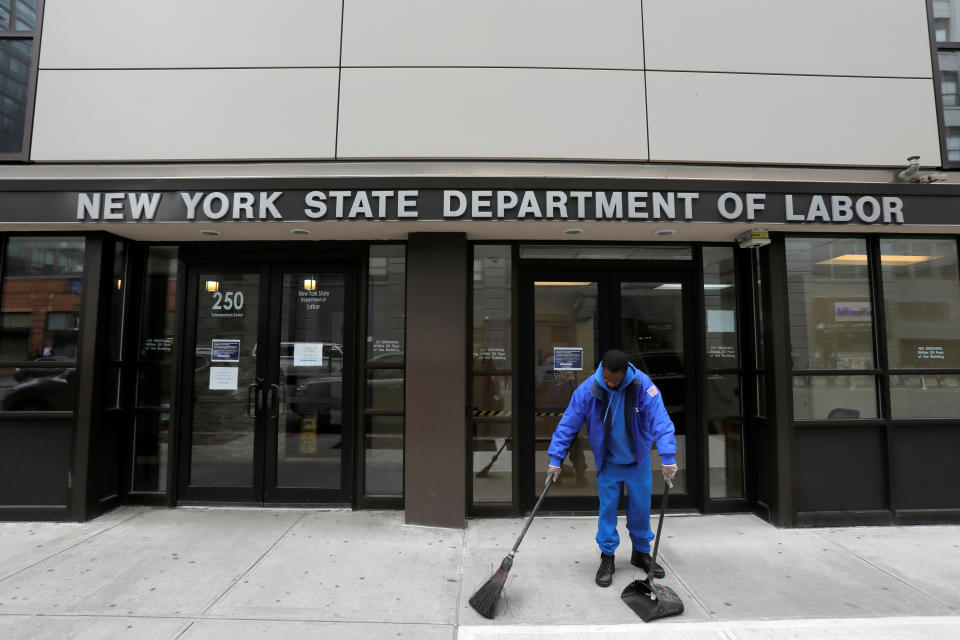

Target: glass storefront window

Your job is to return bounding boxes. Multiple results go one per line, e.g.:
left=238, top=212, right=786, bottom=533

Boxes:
left=367, top=245, right=405, bottom=362
left=0, top=237, right=84, bottom=361
left=132, top=412, right=171, bottom=492
left=362, top=245, right=405, bottom=498
left=0, top=238, right=84, bottom=412
left=703, top=247, right=739, bottom=366
left=0, top=364, right=76, bottom=411
left=708, top=419, right=743, bottom=498
left=366, top=369, right=403, bottom=411
left=131, top=246, right=178, bottom=492
left=880, top=238, right=960, bottom=369
left=890, top=374, right=960, bottom=418
left=138, top=247, right=178, bottom=362
left=786, top=238, right=875, bottom=370
left=472, top=375, right=511, bottom=417
left=107, top=242, right=126, bottom=362
left=365, top=415, right=403, bottom=495
left=707, top=373, right=740, bottom=416
left=473, top=245, right=511, bottom=371
left=472, top=245, right=515, bottom=507
left=472, top=421, right=512, bottom=503
left=793, top=375, right=878, bottom=420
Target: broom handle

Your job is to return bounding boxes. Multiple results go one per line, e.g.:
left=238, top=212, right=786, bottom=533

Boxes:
left=511, top=476, right=554, bottom=554
left=646, top=480, right=671, bottom=586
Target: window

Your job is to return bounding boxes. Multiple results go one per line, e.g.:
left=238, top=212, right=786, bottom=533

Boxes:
left=786, top=238, right=878, bottom=420
left=934, top=2, right=960, bottom=166
left=0, top=0, right=41, bottom=159
left=785, top=235, right=960, bottom=421
left=0, top=236, right=85, bottom=412
left=130, top=246, right=178, bottom=492
left=472, top=245, right=514, bottom=505
left=702, top=247, right=745, bottom=499
left=362, top=245, right=405, bottom=497
left=881, top=238, right=960, bottom=418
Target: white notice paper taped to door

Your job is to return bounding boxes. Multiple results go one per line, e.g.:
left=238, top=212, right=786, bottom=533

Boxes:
left=294, top=342, right=324, bottom=367
left=209, top=367, right=239, bottom=390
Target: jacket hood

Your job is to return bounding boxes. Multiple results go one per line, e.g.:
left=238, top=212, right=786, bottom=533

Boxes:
left=593, top=361, right=638, bottom=391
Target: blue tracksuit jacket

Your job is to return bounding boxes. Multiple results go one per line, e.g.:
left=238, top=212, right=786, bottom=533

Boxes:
left=547, top=363, right=676, bottom=471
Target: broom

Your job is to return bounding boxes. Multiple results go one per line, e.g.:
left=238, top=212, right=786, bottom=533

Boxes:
left=468, top=475, right=555, bottom=619
left=476, top=437, right=511, bottom=478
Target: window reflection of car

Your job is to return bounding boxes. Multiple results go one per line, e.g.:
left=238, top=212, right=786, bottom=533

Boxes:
left=286, top=351, right=401, bottom=432
left=1, top=368, right=77, bottom=411
left=12, top=356, right=74, bottom=382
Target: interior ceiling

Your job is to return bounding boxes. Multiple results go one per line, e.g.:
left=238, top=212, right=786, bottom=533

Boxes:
left=8, top=220, right=959, bottom=243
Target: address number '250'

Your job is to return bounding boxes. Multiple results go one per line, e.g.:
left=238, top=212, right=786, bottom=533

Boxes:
left=212, top=291, right=244, bottom=311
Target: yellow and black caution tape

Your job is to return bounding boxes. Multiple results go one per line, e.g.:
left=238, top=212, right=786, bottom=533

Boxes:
left=472, top=409, right=567, bottom=417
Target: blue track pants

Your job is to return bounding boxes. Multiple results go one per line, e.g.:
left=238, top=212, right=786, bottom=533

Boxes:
left=595, top=458, right=654, bottom=556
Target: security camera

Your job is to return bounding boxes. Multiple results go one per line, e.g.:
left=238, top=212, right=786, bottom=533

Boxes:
left=895, top=156, right=921, bottom=183
left=895, top=156, right=946, bottom=183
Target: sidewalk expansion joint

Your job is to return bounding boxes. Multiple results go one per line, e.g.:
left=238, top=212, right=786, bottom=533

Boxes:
left=0, top=507, right=148, bottom=585
left=198, top=510, right=307, bottom=616
left=817, top=532, right=960, bottom=615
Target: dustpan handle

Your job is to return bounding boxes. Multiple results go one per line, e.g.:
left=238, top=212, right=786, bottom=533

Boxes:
left=645, top=480, right=670, bottom=586
left=511, top=476, right=554, bottom=554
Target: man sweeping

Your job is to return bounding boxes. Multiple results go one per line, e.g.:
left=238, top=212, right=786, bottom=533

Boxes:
left=546, top=349, right=678, bottom=587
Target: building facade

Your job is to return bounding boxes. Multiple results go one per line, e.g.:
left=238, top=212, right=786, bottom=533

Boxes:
left=1, top=0, right=958, bottom=527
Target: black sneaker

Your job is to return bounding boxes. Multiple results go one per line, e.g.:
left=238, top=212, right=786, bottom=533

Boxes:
left=595, top=553, right=615, bottom=587
left=631, top=549, right=665, bottom=578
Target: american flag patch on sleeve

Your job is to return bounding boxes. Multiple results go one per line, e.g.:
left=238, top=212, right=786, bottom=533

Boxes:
left=647, top=385, right=659, bottom=398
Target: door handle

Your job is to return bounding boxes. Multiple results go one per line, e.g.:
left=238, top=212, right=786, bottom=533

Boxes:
left=247, top=383, right=258, bottom=418
left=257, top=387, right=265, bottom=414
left=268, top=383, right=280, bottom=419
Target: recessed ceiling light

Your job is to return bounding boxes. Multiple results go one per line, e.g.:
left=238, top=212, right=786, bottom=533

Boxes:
left=291, top=228, right=311, bottom=236
left=563, top=228, right=583, bottom=235
left=200, top=229, right=220, bottom=236
left=654, top=229, right=675, bottom=237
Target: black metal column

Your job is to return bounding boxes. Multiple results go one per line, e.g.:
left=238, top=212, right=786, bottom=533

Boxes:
left=762, top=235, right=796, bottom=527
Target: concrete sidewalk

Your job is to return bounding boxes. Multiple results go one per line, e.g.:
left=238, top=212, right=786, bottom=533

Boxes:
left=0, top=507, right=958, bottom=639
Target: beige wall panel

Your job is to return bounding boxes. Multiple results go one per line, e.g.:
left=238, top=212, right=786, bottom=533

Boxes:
left=31, top=69, right=339, bottom=161
left=647, top=72, right=941, bottom=167
left=645, top=0, right=932, bottom=77
left=342, top=0, right=644, bottom=68
left=40, top=0, right=342, bottom=68
left=337, top=68, right=647, bottom=160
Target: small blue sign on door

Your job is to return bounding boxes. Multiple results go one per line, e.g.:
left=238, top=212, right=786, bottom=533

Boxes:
left=553, top=347, right=583, bottom=371
left=211, top=339, right=241, bottom=363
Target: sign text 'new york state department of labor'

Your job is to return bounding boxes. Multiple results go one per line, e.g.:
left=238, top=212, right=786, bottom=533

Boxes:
left=74, top=189, right=911, bottom=225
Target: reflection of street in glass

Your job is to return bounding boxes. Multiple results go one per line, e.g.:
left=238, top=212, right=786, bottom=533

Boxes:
left=0, top=362, right=78, bottom=411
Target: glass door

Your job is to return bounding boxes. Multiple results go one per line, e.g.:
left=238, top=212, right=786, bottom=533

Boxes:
left=521, top=268, right=697, bottom=512
left=265, top=268, right=354, bottom=503
left=178, top=263, right=355, bottom=505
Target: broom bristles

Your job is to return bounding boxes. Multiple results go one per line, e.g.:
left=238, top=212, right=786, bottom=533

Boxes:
left=468, top=555, right=513, bottom=619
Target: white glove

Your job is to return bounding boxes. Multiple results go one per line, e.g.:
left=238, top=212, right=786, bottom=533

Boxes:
left=545, top=465, right=561, bottom=486
left=662, top=463, right=678, bottom=488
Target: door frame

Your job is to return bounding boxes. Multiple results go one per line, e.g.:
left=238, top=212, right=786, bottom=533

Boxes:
left=262, top=261, right=358, bottom=505
left=519, top=264, right=701, bottom=514
left=174, top=258, right=358, bottom=506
